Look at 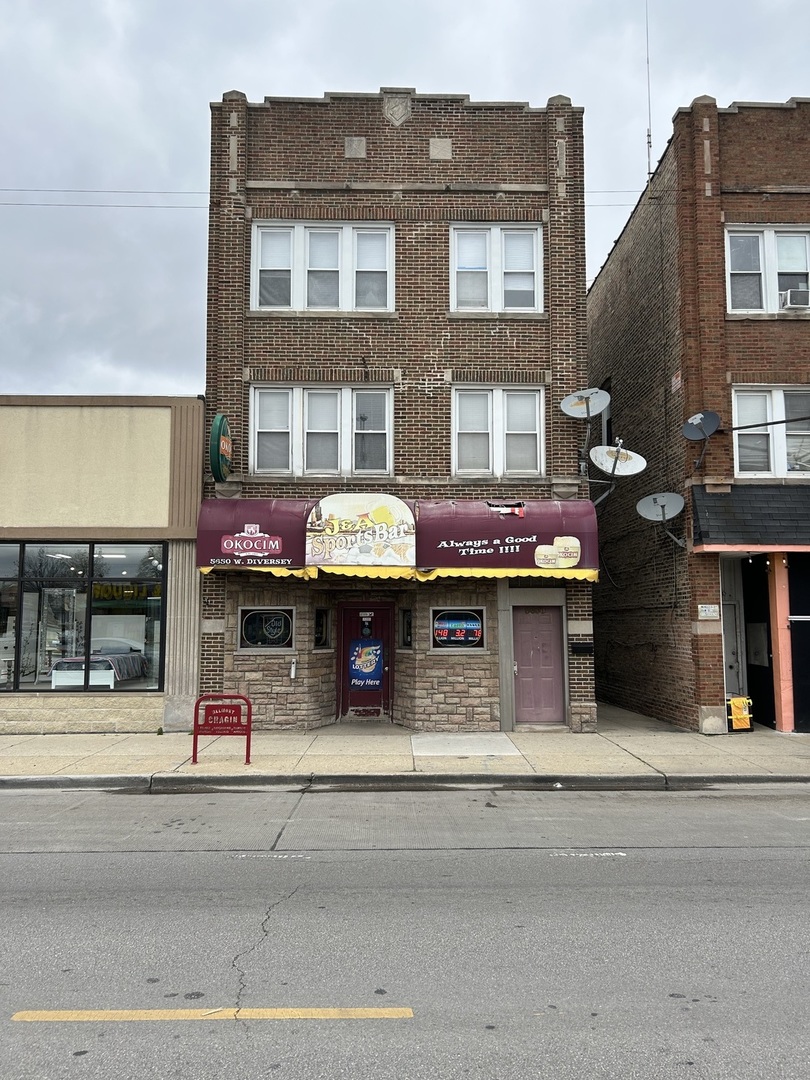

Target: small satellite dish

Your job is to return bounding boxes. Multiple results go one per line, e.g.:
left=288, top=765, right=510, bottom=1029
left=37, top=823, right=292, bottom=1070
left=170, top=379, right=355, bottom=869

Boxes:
left=561, top=388, right=611, bottom=419
left=636, top=492, right=686, bottom=547
left=636, top=492, right=685, bottom=522
left=589, top=445, right=647, bottom=477
left=682, top=410, right=720, bottom=442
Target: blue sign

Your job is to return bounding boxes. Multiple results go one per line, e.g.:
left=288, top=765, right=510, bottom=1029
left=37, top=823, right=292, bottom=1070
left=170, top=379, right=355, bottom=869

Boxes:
left=348, top=639, right=383, bottom=688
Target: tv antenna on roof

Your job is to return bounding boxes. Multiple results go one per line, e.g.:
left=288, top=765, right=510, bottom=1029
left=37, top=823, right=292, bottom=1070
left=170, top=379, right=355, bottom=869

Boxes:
left=636, top=492, right=686, bottom=547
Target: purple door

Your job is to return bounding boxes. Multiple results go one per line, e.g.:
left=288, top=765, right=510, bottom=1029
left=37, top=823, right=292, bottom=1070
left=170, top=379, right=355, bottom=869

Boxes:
left=512, top=606, right=564, bottom=725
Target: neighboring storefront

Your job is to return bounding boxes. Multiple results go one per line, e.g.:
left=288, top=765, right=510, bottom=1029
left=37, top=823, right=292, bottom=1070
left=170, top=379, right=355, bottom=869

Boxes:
left=197, top=493, right=598, bottom=731
left=0, top=397, right=204, bottom=733
left=694, top=485, right=810, bottom=732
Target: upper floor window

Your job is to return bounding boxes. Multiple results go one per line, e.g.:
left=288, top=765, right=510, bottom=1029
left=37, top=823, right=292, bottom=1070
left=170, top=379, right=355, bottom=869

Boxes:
left=733, top=387, right=810, bottom=476
left=726, top=228, right=810, bottom=312
left=452, top=387, right=544, bottom=476
left=451, top=226, right=542, bottom=313
left=251, top=386, right=392, bottom=476
left=252, top=224, right=394, bottom=312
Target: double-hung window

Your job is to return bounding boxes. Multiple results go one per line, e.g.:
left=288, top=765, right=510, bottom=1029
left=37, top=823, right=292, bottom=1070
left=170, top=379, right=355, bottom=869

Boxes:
left=733, top=387, right=810, bottom=476
left=453, top=387, right=544, bottom=476
left=252, top=387, right=392, bottom=476
left=451, top=226, right=542, bottom=312
left=726, top=228, right=810, bottom=312
left=252, top=223, right=394, bottom=311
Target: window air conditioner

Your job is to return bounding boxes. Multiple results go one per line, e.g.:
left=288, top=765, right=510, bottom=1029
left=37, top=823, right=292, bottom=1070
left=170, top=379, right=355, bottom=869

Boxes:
left=780, top=288, right=810, bottom=308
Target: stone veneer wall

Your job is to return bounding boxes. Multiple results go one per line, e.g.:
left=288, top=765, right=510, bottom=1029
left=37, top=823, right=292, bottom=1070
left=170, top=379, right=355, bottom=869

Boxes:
left=0, top=694, right=164, bottom=735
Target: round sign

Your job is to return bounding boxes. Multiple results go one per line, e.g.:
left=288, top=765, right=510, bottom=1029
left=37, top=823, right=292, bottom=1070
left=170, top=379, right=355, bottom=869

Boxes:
left=209, top=414, right=233, bottom=483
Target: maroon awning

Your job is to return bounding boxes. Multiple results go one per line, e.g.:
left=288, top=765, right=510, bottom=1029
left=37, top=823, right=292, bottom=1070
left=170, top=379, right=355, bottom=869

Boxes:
left=415, top=500, right=598, bottom=579
left=197, top=497, right=599, bottom=581
left=196, top=499, right=312, bottom=573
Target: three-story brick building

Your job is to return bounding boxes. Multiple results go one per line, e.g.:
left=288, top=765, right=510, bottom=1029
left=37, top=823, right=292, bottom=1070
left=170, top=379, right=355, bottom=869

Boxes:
left=588, top=96, right=810, bottom=733
left=199, top=88, right=598, bottom=731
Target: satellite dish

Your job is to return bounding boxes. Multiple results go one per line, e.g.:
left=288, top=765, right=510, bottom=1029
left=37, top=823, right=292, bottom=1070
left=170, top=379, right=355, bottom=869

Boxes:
left=589, top=445, right=647, bottom=477
left=682, top=410, right=720, bottom=441
left=636, top=492, right=684, bottom=522
left=561, top=388, right=611, bottom=419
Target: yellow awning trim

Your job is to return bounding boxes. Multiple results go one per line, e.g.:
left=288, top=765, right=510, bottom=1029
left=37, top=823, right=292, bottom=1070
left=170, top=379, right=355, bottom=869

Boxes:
left=413, top=567, right=598, bottom=582
left=198, top=566, right=309, bottom=578
left=315, top=565, right=416, bottom=580
left=199, top=565, right=598, bottom=582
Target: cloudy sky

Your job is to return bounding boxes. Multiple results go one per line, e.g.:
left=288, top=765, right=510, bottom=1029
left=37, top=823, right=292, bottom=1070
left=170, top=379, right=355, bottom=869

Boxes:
left=1, top=0, right=807, bottom=397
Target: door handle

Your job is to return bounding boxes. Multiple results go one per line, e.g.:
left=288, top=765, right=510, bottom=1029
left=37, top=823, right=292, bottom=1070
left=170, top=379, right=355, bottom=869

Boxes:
left=513, top=662, right=518, bottom=675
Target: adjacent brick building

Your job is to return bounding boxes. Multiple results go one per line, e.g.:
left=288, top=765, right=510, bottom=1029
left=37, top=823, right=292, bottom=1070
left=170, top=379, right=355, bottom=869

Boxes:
left=588, top=96, right=810, bottom=733
left=199, top=88, right=598, bottom=731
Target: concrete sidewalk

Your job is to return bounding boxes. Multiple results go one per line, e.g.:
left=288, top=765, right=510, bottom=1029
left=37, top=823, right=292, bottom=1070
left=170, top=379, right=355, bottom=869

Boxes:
left=1, top=704, right=809, bottom=791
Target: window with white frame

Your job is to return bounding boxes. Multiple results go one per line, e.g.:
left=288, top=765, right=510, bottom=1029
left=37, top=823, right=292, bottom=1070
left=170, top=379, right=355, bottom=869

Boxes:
left=453, top=387, right=544, bottom=476
left=726, top=228, right=810, bottom=312
left=252, top=386, right=392, bottom=476
left=252, top=223, right=394, bottom=311
left=733, top=387, right=810, bottom=476
left=451, top=226, right=542, bottom=312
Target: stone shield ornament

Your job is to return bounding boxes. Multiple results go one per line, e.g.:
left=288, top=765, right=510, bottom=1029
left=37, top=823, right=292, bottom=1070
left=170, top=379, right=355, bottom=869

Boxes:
left=383, top=93, right=411, bottom=127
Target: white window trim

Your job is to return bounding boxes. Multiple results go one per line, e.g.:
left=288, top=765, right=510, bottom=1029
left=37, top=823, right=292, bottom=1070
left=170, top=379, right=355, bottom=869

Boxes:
left=251, top=222, right=395, bottom=312
left=732, top=386, right=810, bottom=478
left=452, top=386, right=545, bottom=478
left=251, top=385, right=393, bottom=477
left=725, top=226, right=810, bottom=313
left=450, top=225, right=543, bottom=313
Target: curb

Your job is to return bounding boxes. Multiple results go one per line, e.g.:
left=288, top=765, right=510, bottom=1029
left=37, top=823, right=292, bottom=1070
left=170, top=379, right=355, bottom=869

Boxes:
left=1, top=772, right=807, bottom=792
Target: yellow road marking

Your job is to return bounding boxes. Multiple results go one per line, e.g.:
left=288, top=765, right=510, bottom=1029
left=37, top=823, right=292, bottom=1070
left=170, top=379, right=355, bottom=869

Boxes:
left=12, top=1007, right=413, bottom=1022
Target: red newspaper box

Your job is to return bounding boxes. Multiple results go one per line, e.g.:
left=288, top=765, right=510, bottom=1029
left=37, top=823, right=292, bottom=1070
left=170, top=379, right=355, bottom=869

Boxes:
left=192, top=693, right=252, bottom=764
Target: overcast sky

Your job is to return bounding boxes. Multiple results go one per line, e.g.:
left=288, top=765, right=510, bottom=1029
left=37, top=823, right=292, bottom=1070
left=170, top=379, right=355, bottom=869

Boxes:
left=1, top=0, right=807, bottom=397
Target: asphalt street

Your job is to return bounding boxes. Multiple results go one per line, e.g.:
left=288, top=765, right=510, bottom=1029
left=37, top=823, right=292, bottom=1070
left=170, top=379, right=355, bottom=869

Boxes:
left=2, top=788, right=809, bottom=1080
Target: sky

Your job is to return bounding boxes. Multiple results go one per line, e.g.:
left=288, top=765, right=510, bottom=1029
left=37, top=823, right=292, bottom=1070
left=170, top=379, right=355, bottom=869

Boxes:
left=1, top=0, right=808, bottom=397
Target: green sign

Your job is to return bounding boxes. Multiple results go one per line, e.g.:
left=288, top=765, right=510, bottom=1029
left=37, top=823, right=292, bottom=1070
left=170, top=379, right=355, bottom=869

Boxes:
left=209, top=414, right=233, bottom=483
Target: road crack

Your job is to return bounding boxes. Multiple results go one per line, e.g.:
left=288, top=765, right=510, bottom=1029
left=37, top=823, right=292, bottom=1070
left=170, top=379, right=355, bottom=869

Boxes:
left=232, top=885, right=301, bottom=1015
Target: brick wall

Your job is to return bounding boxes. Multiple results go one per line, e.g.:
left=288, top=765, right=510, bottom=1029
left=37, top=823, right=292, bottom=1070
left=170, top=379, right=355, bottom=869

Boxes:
left=202, top=88, right=594, bottom=729
left=588, top=96, right=810, bottom=729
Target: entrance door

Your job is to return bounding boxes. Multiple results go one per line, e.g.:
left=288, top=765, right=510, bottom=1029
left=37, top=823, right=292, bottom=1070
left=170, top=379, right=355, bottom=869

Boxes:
left=512, top=606, right=564, bottom=725
left=721, top=560, right=745, bottom=697
left=338, top=603, right=394, bottom=718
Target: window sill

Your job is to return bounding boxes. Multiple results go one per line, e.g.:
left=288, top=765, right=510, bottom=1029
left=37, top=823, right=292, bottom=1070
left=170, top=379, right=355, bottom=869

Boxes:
left=248, top=309, right=398, bottom=319
left=250, top=473, right=394, bottom=481
left=732, top=474, right=810, bottom=482
left=726, top=311, right=810, bottom=320
left=448, top=311, right=548, bottom=321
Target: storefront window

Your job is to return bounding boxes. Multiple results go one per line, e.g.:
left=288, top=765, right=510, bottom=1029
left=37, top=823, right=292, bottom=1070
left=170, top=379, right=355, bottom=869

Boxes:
left=239, top=608, right=294, bottom=650
left=1, top=542, right=165, bottom=692
left=314, top=608, right=331, bottom=648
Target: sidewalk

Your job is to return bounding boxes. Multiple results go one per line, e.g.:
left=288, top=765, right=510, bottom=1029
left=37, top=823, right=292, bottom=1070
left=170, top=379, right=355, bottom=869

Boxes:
left=1, top=704, right=809, bottom=791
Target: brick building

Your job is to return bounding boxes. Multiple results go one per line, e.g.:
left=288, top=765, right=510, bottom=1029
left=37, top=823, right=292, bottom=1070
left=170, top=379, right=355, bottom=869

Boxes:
left=588, top=96, right=810, bottom=733
left=199, top=88, right=598, bottom=731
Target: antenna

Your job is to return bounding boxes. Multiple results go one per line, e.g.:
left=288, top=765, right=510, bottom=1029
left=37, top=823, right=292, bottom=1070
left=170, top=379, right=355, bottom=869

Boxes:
left=645, top=0, right=653, bottom=185
left=560, top=387, right=611, bottom=475
left=636, top=492, right=686, bottom=547
left=682, top=409, right=721, bottom=471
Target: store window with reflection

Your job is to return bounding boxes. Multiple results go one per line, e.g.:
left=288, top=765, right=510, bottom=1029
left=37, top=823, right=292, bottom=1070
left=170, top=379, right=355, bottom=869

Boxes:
left=0, top=542, right=166, bottom=692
